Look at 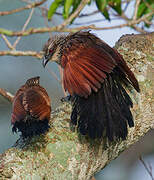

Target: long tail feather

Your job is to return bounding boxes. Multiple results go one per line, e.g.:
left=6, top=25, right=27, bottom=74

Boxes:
left=70, top=68, right=134, bottom=140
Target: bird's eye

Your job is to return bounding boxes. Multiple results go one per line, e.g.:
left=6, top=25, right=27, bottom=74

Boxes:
left=49, top=49, right=52, bottom=53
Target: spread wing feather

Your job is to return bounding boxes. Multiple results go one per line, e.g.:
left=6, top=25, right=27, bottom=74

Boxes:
left=98, top=42, right=140, bottom=92
left=64, top=62, right=92, bottom=97
left=11, top=94, right=27, bottom=124
left=23, top=87, right=51, bottom=120
left=62, top=46, right=117, bottom=97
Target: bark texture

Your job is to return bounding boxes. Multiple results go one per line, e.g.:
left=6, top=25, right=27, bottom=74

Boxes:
left=0, top=32, right=154, bottom=180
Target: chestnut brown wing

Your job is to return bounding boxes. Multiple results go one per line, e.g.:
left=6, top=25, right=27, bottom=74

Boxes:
left=11, top=93, right=27, bottom=124
left=97, top=41, right=140, bottom=92
left=22, top=86, right=51, bottom=120
left=62, top=45, right=116, bottom=97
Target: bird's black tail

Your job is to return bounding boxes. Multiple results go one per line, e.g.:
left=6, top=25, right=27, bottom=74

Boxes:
left=12, top=118, right=50, bottom=138
left=71, top=67, right=134, bottom=140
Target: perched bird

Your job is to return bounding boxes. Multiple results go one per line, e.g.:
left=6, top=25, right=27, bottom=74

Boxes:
left=11, top=76, right=51, bottom=138
left=42, top=31, right=140, bottom=141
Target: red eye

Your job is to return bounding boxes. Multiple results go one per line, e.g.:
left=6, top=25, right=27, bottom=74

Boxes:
left=49, top=49, right=52, bottom=53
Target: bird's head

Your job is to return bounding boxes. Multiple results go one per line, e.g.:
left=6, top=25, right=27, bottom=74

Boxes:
left=42, top=35, right=66, bottom=67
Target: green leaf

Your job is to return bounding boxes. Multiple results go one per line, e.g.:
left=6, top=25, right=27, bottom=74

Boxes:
left=137, top=2, right=147, bottom=18
left=146, top=0, right=154, bottom=4
left=88, top=0, right=92, bottom=5
left=144, top=3, right=154, bottom=28
left=48, top=0, right=63, bottom=20
left=96, top=0, right=107, bottom=11
left=69, top=0, right=81, bottom=23
left=63, top=0, right=74, bottom=19
left=136, top=0, right=154, bottom=28
left=96, top=0, right=110, bottom=20
left=137, top=0, right=154, bottom=18
left=108, top=0, right=122, bottom=15
left=71, top=0, right=81, bottom=13
left=102, top=7, right=110, bottom=20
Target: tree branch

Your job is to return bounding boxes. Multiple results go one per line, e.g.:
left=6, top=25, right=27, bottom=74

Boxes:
left=0, top=50, right=42, bottom=58
left=133, top=0, right=141, bottom=20
left=0, top=88, right=14, bottom=102
left=73, top=17, right=120, bottom=26
left=0, top=12, right=152, bottom=37
left=0, top=32, right=153, bottom=180
left=0, top=0, right=47, bottom=16
left=12, top=8, right=34, bottom=48
left=79, top=10, right=99, bottom=17
left=1, top=34, right=14, bottom=50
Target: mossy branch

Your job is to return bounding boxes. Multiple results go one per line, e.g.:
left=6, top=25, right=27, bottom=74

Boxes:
left=0, top=32, right=154, bottom=180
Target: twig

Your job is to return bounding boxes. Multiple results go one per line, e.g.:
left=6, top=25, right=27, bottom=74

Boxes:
left=1, top=34, right=14, bottom=50
left=0, top=0, right=46, bottom=16
left=0, top=88, right=14, bottom=102
left=132, top=25, right=147, bottom=33
left=0, top=50, right=42, bottom=58
left=73, top=17, right=120, bottom=25
left=79, top=10, right=99, bottom=17
left=139, top=156, right=154, bottom=180
left=133, top=0, right=141, bottom=20
left=0, top=11, right=152, bottom=36
left=144, top=19, right=153, bottom=25
left=57, top=0, right=90, bottom=30
left=22, top=0, right=48, bottom=16
left=41, top=5, right=52, bottom=38
left=13, top=8, right=34, bottom=48
left=143, top=0, right=154, bottom=12
left=116, top=11, right=152, bottom=33
left=123, top=0, right=131, bottom=12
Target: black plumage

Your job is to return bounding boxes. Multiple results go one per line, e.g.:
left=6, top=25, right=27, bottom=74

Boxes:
left=71, top=67, right=134, bottom=140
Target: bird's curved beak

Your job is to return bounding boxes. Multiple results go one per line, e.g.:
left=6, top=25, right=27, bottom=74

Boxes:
left=42, top=56, right=49, bottom=68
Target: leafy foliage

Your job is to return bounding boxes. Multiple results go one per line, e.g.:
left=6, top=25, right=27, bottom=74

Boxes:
left=95, top=0, right=110, bottom=20
left=48, top=0, right=63, bottom=20
left=137, top=0, right=154, bottom=27
left=63, top=0, right=74, bottom=19
left=47, top=0, right=153, bottom=28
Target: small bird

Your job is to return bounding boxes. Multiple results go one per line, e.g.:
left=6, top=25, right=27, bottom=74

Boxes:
left=42, top=31, right=140, bottom=141
left=11, top=76, right=51, bottom=138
